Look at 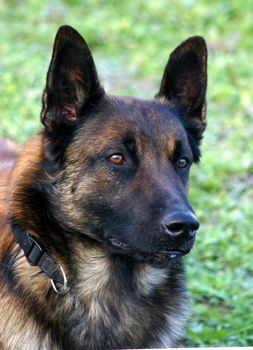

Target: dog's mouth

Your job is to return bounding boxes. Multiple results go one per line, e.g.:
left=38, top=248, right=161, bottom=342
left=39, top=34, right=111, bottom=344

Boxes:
left=107, top=237, right=193, bottom=265
left=108, top=237, right=131, bottom=251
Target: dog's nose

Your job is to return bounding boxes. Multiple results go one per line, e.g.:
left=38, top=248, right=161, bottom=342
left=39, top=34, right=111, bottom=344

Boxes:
left=163, top=212, right=199, bottom=239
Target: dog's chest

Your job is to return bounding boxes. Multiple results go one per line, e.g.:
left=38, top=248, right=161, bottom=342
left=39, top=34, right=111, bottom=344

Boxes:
left=65, top=250, right=187, bottom=349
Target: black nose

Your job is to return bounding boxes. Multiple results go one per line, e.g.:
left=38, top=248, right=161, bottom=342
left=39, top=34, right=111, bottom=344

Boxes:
left=163, top=212, right=199, bottom=239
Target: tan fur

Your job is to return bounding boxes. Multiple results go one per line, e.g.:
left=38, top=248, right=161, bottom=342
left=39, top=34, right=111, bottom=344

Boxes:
left=167, top=137, right=176, bottom=156
left=75, top=245, right=111, bottom=300
left=0, top=296, right=49, bottom=350
left=135, top=264, right=168, bottom=296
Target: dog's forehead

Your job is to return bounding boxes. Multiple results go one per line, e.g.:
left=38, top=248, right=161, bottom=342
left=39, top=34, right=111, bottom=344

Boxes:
left=72, top=95, right=192, bottom=161
left=114, top=96, right=182, bottom=131
left=81, top=96, right=188, bottom=144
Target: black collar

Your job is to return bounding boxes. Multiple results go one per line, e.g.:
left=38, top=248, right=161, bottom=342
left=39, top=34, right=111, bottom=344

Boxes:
left=12, top=224, right=68, bottom=294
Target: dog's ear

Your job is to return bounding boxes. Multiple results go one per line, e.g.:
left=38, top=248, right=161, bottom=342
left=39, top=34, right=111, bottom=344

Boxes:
left=156, top=36, right=207, bottom=140
left=41, top=25, right=102, bottom=131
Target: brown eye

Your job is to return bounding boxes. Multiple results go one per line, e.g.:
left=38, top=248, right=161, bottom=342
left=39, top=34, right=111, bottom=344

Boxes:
left=107, top=153, right=126, bottom=166
left=177, top=157, right=189, bottom=169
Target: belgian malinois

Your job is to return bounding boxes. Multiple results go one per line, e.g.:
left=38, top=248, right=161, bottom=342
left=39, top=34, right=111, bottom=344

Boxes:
left=0, top=26, right=207, bottom=349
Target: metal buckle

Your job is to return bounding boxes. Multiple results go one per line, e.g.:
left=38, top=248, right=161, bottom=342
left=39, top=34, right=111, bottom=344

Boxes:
left=50, top=265, right=68, bottom=295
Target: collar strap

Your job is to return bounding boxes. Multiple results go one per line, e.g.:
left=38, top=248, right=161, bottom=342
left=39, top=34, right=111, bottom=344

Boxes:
left=12, top=225, right=68, bottom=295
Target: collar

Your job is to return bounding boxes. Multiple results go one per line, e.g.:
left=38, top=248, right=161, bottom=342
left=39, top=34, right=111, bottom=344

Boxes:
left=12, top=224, right=68, bottom=295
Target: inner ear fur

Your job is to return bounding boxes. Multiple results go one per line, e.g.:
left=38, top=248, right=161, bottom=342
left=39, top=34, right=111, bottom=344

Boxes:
left=41, top=25, right=103, bottom=131
left=156, top=36, right=207, bottom=138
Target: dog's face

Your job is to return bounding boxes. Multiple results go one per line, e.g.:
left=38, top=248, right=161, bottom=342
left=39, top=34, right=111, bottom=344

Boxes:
left=41, top=26, right=207, bottom=265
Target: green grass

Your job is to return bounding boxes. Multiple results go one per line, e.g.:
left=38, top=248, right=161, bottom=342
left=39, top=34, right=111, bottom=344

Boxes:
left=1, top=0, right=253, bottom=346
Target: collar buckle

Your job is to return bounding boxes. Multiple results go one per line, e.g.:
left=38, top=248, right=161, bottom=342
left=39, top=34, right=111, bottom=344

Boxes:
left=12, top=224, right=69, bottom=295
left=26, top=235, right=44, bottom=266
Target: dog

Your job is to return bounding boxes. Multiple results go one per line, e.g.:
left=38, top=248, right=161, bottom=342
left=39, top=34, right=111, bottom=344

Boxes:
left=0, top=25, right=207, bottom=349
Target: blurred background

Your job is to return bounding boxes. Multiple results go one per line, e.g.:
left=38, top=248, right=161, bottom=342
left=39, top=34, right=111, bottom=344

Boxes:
left=0, top=0, right=253, bottom=346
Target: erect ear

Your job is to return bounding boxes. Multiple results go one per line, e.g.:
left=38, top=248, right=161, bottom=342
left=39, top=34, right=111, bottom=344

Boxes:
left=156, top=36, right=207, bottom=139
left=41, top=25, right=102, bottom=131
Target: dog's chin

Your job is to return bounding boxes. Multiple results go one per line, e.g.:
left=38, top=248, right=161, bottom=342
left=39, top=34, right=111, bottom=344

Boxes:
left=106, top=237, right=194, bottom=267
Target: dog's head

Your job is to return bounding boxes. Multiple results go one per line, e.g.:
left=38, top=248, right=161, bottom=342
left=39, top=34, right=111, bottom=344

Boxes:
left=41, top=26, right=207, bottom=265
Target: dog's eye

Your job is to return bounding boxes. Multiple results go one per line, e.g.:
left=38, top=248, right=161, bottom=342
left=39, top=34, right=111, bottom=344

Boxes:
left=107, top=153, right=126, bottom=166
left=177, top=157, right=189, bottom=169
